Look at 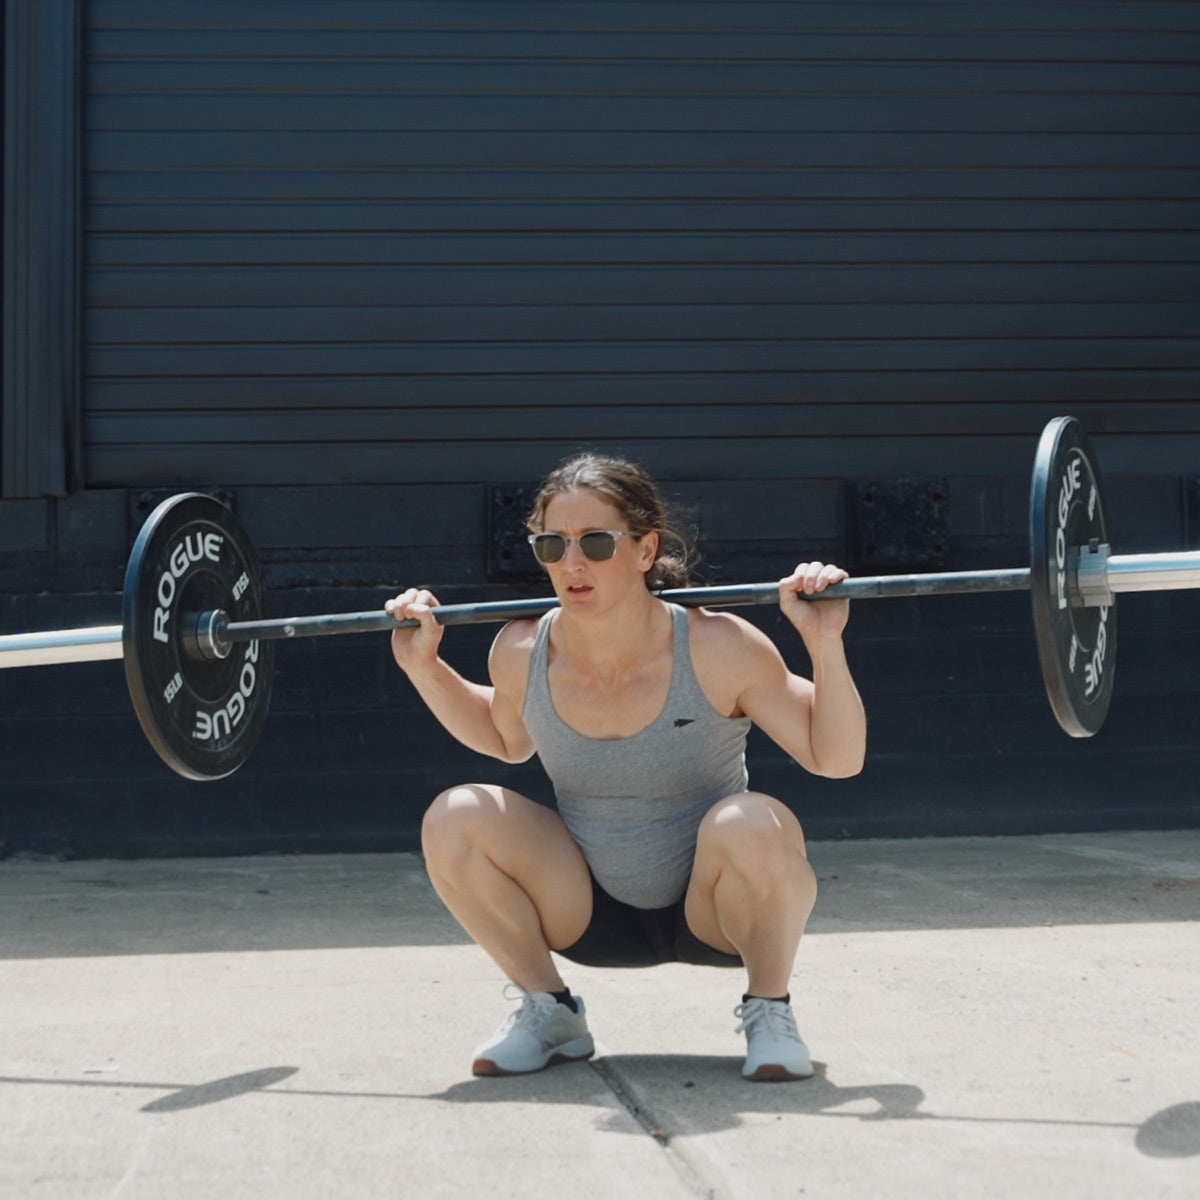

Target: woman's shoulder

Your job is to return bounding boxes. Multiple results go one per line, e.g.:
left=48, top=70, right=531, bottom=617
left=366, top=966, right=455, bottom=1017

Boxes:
left=684, top=605, right=781, bottom=687
left=490, top=615, right=541, bottom=663
left=684, top=604, right=768, bottom=650
left=488, top=616, right=542, bottom=691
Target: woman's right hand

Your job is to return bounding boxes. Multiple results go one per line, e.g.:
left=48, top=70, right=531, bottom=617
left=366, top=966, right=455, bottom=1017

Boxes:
left=385, top=587, right=444, bottom=673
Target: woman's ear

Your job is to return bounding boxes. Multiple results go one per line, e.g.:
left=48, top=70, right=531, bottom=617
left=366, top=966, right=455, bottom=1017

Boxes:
left=637, top=530, right=660, bottom=573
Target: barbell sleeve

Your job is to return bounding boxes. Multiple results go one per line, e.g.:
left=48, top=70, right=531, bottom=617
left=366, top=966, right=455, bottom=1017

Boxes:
left=1105, top=549, right=1200, bottom=595
left=0, top=625, right=124, bottom=669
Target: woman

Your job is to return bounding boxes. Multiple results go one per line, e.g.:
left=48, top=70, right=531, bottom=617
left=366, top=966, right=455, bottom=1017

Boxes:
left=386, top=454, right=866, bottom=1082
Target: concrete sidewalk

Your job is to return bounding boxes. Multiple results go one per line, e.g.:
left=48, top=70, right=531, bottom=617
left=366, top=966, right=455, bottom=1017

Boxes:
left=1, top=830, right=1197, bottom=1199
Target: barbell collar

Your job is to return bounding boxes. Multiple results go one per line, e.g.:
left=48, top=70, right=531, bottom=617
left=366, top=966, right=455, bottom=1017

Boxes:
left=186, top=609, right=232, bottom=662
left=1075, top=541, right=1115, bottom=608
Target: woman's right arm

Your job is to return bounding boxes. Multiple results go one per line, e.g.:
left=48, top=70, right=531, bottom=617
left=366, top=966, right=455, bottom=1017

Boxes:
left=386, top=588, right=536, bottom=763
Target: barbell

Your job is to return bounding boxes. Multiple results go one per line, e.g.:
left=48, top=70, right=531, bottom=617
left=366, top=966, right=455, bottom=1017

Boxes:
left=2, top=416, right=1200, bottom=781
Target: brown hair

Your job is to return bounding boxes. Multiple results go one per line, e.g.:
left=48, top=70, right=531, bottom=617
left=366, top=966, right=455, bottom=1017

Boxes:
left=527, top=452, right=695, bottom=589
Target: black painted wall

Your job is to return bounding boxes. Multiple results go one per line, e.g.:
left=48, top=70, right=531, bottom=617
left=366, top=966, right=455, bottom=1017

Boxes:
left=2, top=2, right=1199, bottom=858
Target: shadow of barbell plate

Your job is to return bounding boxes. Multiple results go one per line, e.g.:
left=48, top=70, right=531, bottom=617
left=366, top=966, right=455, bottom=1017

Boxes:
left=1135, top=1101, right=1200, bottom=1159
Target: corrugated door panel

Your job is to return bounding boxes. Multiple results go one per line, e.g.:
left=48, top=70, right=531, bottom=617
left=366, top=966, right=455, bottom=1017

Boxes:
left=83, top=0, right=1200, bottom=486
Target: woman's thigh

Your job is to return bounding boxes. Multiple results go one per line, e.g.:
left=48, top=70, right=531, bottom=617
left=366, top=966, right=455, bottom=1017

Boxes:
left=422, top=783, right=593, bottom=950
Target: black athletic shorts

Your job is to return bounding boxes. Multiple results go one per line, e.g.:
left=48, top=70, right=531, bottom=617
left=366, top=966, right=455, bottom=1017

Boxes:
left=556, top=870, right=743, bottom=969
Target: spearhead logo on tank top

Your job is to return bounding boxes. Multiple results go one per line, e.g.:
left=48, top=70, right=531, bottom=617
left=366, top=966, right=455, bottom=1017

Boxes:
left=673, top=718, right=695, bottom=728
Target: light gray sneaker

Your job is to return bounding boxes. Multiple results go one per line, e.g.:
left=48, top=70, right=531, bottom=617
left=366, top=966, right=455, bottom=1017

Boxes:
left=734, top=998, right=813, bottom=1082
left=472, top=987, right=595, bottom=1077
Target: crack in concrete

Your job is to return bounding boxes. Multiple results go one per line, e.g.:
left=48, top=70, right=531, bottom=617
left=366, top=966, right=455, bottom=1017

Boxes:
left=588, top=1056, right=717, bottom=1199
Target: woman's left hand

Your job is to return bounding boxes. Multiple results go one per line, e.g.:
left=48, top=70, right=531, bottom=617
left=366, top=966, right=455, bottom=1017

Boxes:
left=778, top=562, right=851, bottom=640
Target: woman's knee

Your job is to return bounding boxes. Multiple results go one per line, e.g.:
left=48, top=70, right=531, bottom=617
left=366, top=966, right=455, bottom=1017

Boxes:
left=421, top=783, right=557, bottom=869
left=698, top=792, right=809, bottom=878
left=421, top=783, right=505, bottom=859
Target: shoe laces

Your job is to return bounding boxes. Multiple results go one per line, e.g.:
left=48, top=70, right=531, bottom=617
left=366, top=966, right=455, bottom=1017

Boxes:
left=499, top=984, right=558, bottom=1035
left=733, top=997, right=799, bottom=1039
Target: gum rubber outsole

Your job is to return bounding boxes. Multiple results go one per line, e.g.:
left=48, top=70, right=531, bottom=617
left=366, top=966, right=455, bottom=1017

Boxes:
left=743, top=1062, right=814, bottom=1083
left=472, top=1047, right=596, bottom=1077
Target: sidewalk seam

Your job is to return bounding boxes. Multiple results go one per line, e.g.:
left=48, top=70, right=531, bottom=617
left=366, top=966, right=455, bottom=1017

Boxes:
left=588, top=1054, right=718, bottom=1200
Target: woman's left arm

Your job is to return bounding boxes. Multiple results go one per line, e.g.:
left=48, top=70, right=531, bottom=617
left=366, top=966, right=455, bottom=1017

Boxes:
left=735, top=562, right=867, bottom=778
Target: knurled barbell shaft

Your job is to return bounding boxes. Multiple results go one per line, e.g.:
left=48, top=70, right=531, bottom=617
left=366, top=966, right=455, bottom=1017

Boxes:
left=222, top=551, right=1197, bottom=645
left=217, top=567, right=1037, bottom=645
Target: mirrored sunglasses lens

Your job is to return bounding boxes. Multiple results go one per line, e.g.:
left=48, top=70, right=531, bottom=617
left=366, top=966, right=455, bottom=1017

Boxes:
left=532, top=534, right=566, bottom=564
left=579, top=531, right=618, bottom=561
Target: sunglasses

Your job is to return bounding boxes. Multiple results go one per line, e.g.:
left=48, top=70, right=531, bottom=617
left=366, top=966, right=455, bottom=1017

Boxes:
left=527, top=530, right=641, bottom=565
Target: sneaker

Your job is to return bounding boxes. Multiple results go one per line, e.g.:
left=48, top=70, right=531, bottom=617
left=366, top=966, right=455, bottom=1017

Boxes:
left=734, top=998, right=813, bottom=1082
left=471, top=987, right=595, bottom=1077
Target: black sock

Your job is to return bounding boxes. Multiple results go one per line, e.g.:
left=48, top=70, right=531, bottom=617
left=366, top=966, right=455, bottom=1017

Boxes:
left=550, top=988, right=577, bottom=1013
left=743, top=992, right=790, bottom=1005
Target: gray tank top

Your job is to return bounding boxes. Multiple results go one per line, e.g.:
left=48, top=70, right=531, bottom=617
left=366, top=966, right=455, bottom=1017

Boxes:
left=521, top=603, right=751, bottom=909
